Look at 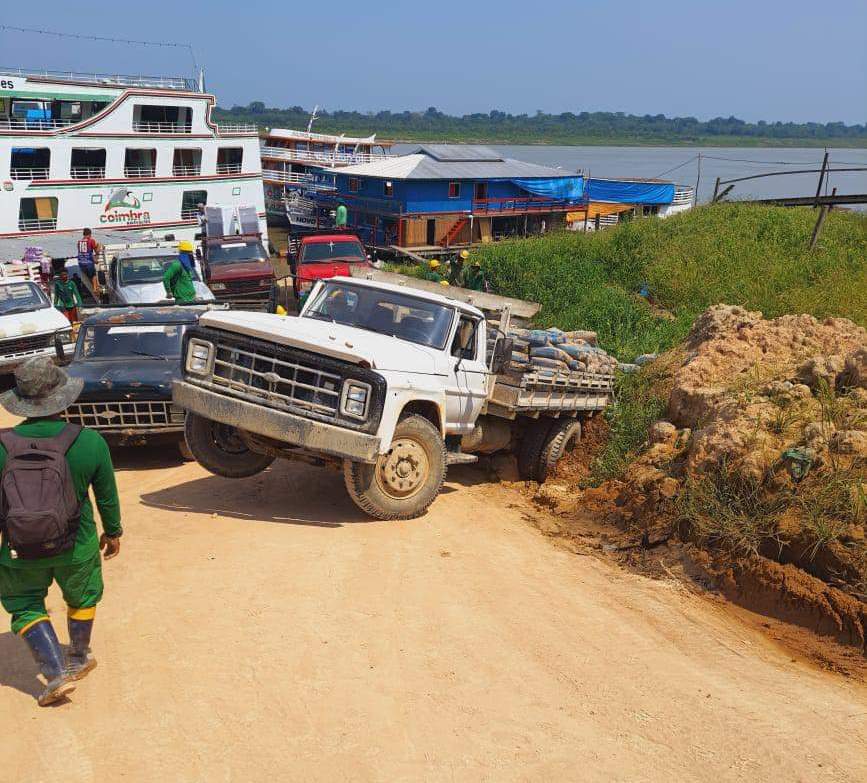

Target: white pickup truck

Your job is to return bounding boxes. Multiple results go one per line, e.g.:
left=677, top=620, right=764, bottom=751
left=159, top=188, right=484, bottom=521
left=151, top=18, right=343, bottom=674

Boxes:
left=0, top=277, right=74, bottom=372
left=172, top=276, right=614, bottom=519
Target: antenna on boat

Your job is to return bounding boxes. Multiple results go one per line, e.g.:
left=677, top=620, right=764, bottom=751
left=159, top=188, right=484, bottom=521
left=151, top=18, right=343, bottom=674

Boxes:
left=307, top=106, right=319, bottom=134
left=198, top=68, right=206, bottom=93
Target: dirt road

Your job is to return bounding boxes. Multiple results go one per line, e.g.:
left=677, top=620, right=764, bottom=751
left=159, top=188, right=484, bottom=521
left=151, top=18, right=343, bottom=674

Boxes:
left=1, top=425, right=866, bottom=781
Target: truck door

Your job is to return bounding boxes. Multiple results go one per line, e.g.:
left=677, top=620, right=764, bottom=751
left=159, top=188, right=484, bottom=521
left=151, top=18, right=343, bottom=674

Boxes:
left=444, top=314, right=488, bottom=433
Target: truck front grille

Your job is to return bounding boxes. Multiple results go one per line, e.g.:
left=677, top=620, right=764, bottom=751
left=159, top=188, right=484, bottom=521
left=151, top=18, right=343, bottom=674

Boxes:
left=210, top=341, right=342, bottom=418
left=1, top=332, right=53, bottom=356
left=63, top=400, right=181, bottom=430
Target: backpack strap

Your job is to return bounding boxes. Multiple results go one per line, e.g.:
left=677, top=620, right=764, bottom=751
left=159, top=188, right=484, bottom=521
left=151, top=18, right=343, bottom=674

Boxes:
left=52, top=424, right=83, bottom=454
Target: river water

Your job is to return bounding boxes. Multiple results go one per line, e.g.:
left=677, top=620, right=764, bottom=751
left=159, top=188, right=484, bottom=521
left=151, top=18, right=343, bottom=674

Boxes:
left=394, top=144, right=867, bottom=207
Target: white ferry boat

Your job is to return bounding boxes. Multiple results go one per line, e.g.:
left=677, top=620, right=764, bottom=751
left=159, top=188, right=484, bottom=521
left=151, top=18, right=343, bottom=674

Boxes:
left=260, top=120, right=392, bottom=228
left=0, top=67, right=267, bottom=245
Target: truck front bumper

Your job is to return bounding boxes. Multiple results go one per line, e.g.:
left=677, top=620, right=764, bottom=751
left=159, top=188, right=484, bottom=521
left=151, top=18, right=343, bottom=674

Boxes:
left=172, top=380, right=381, bottom=463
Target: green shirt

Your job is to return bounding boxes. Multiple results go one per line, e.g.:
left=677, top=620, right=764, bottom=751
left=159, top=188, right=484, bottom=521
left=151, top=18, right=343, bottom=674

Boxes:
left=53, top=278, right=82, bottom=309
left=163, top=259, right=197, bottom=304
left=335, top=204, right=348, bottom=227
left=0, top=419, right=122, bottom=569
left=423, top=270, right=444, bottom=283
left=463, top=267, right=485, bottom=291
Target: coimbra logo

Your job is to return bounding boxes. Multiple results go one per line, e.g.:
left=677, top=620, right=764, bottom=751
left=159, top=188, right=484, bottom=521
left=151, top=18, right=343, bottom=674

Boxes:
left=100, top=188, right=151, bottom=225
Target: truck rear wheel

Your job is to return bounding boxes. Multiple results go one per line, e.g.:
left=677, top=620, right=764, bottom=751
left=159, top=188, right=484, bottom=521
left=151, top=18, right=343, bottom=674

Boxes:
left=184, top=413, right=275, bottom=478
left=537, top=418, right=582, bottom=483
left=344, top=414, right=446, bottom=520
left=517, top=420, right=554, bottom=481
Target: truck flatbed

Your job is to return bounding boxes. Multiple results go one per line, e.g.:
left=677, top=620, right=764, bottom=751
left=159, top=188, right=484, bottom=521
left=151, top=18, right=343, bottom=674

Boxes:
left=486, top=367, right=615, bottom=418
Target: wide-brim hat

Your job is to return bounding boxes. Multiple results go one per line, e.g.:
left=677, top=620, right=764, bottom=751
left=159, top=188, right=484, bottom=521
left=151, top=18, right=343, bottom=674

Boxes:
left=0, top=356, right=83, bottom=418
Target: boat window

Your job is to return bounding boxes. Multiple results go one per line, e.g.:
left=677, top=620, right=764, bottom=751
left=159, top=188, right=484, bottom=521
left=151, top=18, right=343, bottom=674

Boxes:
left=0, top=282, right=50, bottom=315
left=78, top=323, right=188, bottom=360
left=124, top=148, right=157, bottom=177
left=10, top=148, right=50, bottom=180
left=71, top=148, right=106, bottom=179
left=118, top=256, right=201, bottom=286
left=18, top=197, right=58, bottom=231
left=383, top=181, right=393, bottom=197
left=207, top=241, right=268, bottom=265
left=133, top=105, right=192, bottom=133
left=301, top=241, right=366, bottom=263
left=448, top=182, right=461, bottom=199
left=181, top=190, right=207, bottom=219
left=348, top=177, right=360, bottom=193
left=217, top=147, right=243, bottom=174
left=173, top=149, right=202, bottom=177
left=304, top=281, right=455, bottom=350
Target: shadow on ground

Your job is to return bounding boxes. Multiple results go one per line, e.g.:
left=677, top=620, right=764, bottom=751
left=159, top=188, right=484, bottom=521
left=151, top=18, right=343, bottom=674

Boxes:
left=0, top=631, right=43, bottom=702
left=139, top=460, right=377, bottom=528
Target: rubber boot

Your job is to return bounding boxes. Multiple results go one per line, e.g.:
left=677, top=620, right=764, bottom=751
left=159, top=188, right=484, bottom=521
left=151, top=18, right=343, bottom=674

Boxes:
left=67, top=617, right=98, bottom=681
left=21, top=621, right=76, bottom=706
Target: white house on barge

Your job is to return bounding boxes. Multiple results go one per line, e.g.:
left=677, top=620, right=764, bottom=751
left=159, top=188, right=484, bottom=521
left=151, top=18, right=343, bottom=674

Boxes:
left=0, top=67, right=266, bottom=244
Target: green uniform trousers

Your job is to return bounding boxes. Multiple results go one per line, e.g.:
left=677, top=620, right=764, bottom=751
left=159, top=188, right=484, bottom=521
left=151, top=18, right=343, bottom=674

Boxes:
left=0, top=552, right=103, bottom=635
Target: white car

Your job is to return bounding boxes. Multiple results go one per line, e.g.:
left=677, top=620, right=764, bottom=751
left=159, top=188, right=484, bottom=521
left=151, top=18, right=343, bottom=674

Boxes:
left=105, top=247, right=215, bottom=305
left=0, top=279, right=74, bottom=372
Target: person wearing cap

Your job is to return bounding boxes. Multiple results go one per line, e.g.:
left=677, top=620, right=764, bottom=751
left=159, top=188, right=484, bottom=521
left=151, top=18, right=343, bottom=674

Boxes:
left=0, top=356, right=122, bottom=706
left=463, top=260, right=487, bottom=292
left=423, top=258, right=444, bottom=283
left=53, top=268, right=83, bottom=323
left=449, top=248, right=470, bottom=286
left=162, top=240, right=198, bottom=304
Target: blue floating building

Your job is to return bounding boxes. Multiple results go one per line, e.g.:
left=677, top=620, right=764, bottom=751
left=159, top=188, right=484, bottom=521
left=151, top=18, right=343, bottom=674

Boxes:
left=314, top=144, right=586, bottom=248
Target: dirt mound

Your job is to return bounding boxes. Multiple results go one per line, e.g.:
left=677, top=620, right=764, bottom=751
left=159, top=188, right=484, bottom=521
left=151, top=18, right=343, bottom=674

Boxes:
left=538, top=304, right=867, bottom=656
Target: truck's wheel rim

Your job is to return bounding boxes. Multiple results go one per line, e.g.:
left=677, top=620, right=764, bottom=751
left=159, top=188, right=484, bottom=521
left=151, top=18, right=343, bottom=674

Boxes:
left=376, top=438, right=429, bottom=499
left=211, top=422, right=247, bottom=455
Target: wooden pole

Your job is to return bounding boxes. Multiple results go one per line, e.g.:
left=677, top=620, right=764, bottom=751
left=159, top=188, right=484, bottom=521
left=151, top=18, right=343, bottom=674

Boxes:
left=694, top=153, right=702, bottom=205
left=711, top=176, right=721, bottom=203
left=809, top=187, right=836, bottom=250
left=813, top=150, right=829, bottom=208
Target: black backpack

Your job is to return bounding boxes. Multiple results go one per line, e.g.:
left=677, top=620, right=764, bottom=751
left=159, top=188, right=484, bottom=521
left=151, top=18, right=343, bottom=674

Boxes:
left=0, top=424, right=83, bottom=559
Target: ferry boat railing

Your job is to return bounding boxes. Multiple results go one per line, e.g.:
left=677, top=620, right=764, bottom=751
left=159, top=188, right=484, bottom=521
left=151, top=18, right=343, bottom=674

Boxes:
left=10, top=168, right=50, bottom=181
left=71, top=167, right=106, bottom=180
left=260, top=145, right=390, bottom=166
left=262, top=169, right=314, bottom=185
left=18, top=218, right=58, bottom=231
left=0, top=67, right=198, bottom=92
left=132, top=122, right=193, bottom=134
left=180, top=208, right=201, bottom=219
left=216, top=163, right=243, bottom=174
left=215, top=123, right=258, bottom=134
left=123, top=166, right=157, bottom=178
left=172, top=165, right=202, bottom=177
left=671, top=186, right=695, bottom=205
left=0, top=118, right=77, bottom=131
left=472, top=196, right=578, bottom=214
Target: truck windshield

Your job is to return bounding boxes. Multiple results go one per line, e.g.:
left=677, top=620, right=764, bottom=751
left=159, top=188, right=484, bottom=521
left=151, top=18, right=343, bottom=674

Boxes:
left=118, top=256, right=200, bottom=286
left=302, top=241, right=365, bottom=263
left=0, top=282, right=50, bottom=315
left=304, top=282, right=454, bottom=350
left=78, top=323, right=188, bottom=360
left=207, top=241, right=268, bottom=265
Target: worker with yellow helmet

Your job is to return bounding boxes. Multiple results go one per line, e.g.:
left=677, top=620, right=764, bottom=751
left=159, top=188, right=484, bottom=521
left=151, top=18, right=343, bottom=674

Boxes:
left=423, top=258, right=445, bottom=283
left=162, top=240, right=198, bottom=304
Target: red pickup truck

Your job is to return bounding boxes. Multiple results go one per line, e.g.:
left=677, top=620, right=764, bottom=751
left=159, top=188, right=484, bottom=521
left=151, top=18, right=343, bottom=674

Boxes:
left=290, top=233, right=371, bottom=300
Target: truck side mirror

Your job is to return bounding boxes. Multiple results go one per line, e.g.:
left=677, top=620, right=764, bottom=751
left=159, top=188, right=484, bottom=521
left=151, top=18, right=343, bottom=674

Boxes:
left=490, top=337, right=514, bottom=375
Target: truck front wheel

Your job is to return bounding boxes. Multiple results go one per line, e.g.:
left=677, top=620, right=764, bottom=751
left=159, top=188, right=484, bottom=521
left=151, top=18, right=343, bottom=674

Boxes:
left=184, top=413, right=275, bottom=478
left=344, top=414, right=446, bottom=520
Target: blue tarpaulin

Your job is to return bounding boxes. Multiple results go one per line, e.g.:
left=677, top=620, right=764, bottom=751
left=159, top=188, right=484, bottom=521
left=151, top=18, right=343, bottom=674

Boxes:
left=511, top=177, right=584, bottom=202
left=588, top=179, right=675, bottom=204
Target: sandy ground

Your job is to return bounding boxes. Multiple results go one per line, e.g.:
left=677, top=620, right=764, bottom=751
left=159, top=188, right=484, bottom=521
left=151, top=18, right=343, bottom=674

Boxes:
left=1, top=413, right=866, bottom=782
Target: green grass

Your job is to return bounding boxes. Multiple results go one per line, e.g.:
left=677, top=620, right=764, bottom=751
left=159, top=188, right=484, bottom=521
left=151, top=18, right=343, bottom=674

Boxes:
left=475, top=203, right=867, bottom=362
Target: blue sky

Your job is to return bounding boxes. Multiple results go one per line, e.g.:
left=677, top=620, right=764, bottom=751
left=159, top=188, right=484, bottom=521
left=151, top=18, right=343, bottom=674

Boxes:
left=2, top=0, right=865, bottom=123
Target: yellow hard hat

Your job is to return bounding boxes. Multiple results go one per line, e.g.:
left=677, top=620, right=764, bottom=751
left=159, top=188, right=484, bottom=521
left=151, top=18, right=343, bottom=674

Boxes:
left=439, top=279, right=450, bottom=286
left=460, top=250, right=470, bottom=259
left=275, top=304, right=288, bottom=316
left=428, top=259, right=440, bottom=269
left=178, top=240, right=194, bottom=252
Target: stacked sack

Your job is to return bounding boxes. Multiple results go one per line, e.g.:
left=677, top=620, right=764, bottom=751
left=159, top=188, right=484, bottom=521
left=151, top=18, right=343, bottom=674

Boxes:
left=507, top=326, right=619, bottom=377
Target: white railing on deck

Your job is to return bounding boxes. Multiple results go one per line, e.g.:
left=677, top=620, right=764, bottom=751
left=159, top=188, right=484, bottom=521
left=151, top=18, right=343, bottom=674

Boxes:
left=216, top=163, right=243, bottom=174
left=70, top=167, right=106, bottom=179
left=0, top=66, right=198, bottom=91
left=124, top=166, right=156, bottom=178
left=260, top=144, right=389, bottom=166
left=216, top=123, right=257, bottom=134
left=172, top=165, right=202, bottom=176
left=0, top=118, right=77, bottom=131
left=262, top=169, right=313, bottom=184
left=133, top=122, right=192, bottom=134
left=180, top=208, right=201, bottom=219
left=672, top=186, right=694, bottom=205
left=10, top=168, right=50, bottom=180
left=18, top=218, right=57, bottom=231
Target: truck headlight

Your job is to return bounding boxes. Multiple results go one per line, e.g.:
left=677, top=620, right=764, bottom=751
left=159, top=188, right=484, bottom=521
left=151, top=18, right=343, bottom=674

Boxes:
left=340, top=381, right=371, bottom=420
left=186, top=339, right=214, bottom=375
left=210, top=282, right=227, bottom=291
left=57, top=328, right=74, bottom=345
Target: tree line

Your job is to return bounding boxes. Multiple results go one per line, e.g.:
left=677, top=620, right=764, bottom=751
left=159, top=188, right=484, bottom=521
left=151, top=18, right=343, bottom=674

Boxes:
left=214, top=103, right=867, bottom=146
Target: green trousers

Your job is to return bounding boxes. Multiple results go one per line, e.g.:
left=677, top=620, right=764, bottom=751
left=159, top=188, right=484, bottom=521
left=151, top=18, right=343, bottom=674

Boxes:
left=0, top=553, right=103, bottom=635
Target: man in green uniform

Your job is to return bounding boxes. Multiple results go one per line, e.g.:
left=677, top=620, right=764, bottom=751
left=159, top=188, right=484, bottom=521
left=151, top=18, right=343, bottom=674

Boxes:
left=335, top=202, right=348, bottom=229
left=162, top=240, right=198, bottom=304
left=423, top=259, right=444, bottom=283
left=53, top=268, right=83, bottom=323
left=0, top=357, right=122, bottom=706
left=463, top=261, right=487, bottom=292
